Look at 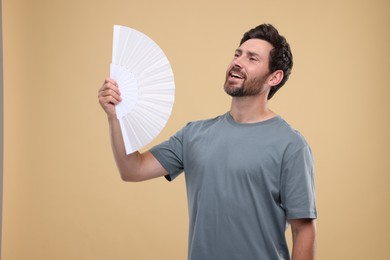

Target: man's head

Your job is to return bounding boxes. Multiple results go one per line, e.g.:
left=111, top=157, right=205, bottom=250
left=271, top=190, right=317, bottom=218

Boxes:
left=238, top=24, right=293, bottom=99
left=224, top=39, right=277, bottom=98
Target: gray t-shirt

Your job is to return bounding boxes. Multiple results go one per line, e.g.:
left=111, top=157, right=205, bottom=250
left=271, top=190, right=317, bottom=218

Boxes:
left=150, top=112, right=317, bottom=260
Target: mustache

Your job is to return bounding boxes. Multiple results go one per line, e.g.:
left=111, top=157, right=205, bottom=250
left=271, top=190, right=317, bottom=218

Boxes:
left=229, top=67, right=242, bottom=73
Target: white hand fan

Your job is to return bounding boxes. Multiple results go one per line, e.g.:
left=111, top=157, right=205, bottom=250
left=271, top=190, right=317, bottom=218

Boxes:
left=110, top=25, right=175, bottom=154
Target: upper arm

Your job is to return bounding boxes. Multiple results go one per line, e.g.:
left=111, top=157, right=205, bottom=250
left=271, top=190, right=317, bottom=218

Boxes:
left=289, top=218, right=316, bottom=235
left=125, top=125, right=187, bottom=182
left=289, top=218, right=317, bottom=248
left=121, top=151, right=169, bottom=182
left=289, top=219, right=317, bottom=260
left=281, top=145, right=317, bottom=219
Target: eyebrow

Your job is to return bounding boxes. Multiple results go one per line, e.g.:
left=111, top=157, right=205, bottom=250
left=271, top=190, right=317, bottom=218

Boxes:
left=235, top=48, right=260, bottom=58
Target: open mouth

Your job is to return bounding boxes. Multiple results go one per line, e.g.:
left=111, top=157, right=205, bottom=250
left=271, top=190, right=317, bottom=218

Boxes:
left=230, top=72, right=243, bottom=79
left=229, top=71, right=245, bottom=80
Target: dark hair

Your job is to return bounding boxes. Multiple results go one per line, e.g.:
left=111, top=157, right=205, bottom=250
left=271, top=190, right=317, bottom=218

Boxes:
left=240, top=24, right=293, bottom=99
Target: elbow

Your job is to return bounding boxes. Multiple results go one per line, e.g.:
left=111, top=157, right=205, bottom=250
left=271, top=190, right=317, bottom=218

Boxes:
left=120, top=174, right=133, bottom=182
left=119, top=170, right=144, bottom=182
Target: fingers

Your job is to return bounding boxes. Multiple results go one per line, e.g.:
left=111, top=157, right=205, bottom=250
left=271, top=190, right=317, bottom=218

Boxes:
left=103, top=77, right=118, bottom=89
left=98, top=77, right=122, bottom=116
left=98, top=77, right=122, bottom=104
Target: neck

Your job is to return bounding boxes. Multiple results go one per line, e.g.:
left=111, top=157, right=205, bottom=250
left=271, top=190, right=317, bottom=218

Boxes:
left=229, top=94, right=276, bottom=123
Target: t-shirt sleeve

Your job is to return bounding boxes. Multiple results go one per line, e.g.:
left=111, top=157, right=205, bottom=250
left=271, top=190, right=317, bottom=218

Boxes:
left=280, top=145, right=317, bottom=220
left=150, top=127, right=185, bottom=182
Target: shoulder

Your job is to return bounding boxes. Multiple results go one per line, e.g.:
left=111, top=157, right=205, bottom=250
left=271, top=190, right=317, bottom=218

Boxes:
left=275, top=117, right=311, bottom=152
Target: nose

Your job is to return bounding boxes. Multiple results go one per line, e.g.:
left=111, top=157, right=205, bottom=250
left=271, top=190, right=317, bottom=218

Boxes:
left=232, top=56, right=243, bottom=68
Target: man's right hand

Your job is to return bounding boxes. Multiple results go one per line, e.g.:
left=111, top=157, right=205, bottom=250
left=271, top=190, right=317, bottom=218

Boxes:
left=98, top=77, right=122, bottom=118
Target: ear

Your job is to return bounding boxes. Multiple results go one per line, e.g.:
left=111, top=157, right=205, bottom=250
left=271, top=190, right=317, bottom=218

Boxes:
left=268, top=70, right=284, bottom=87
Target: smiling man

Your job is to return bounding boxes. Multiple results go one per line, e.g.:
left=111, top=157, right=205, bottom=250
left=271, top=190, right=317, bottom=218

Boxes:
left=98, top=24, right=317, bottom=260
left=225, top=39, right=275, bottom=98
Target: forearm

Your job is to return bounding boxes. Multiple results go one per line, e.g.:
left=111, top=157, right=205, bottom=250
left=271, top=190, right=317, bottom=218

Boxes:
left=99, top=78, right=166, bottom=182
left=291, top=219, right=316, bottom=260
left=108, top=116, right=143, bottom=181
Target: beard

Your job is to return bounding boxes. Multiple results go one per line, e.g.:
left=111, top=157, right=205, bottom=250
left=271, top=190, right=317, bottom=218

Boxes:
left=224, top=71, right=268, bottom=97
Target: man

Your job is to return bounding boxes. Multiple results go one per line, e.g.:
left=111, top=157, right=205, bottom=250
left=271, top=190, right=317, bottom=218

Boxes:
left=98, top=24, right=317, bottom=260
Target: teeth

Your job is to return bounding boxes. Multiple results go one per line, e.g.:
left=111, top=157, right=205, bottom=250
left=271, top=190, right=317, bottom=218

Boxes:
left=231, top=73, right=243, bottom=79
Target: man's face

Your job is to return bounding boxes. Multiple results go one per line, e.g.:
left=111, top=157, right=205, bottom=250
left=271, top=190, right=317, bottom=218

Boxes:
left=224, top=39, right=274, bottom=97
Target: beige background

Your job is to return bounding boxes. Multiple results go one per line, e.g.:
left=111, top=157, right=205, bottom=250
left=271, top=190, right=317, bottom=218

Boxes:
left=2, top=0, right=390, bottom=259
